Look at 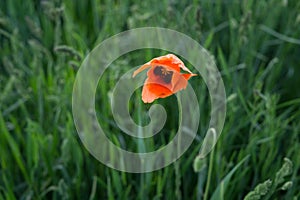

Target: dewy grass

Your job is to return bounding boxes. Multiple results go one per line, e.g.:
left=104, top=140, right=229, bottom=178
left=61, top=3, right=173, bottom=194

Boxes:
left=1, top=0, right=300, bottom=199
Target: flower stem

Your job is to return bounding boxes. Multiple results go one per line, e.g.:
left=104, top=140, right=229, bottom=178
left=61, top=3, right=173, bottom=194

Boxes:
left=203, top=148, right=214, bottom=200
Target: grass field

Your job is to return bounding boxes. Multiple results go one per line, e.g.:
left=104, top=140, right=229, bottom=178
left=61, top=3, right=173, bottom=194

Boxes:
left=1, top=0, right=300, bottom=199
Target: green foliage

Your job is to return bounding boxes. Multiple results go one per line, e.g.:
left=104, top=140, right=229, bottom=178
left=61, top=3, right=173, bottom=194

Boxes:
left=244, top=179, right=272, bottom=200
left=1, top=0, right=300, bottom=199
left=244, top=158, right=293, bottom=200
left=210, top=155, right=250, bottom=200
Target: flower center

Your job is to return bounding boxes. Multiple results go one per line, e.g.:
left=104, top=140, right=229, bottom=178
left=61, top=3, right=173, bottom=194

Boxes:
left=154, top=66, right=173, bottom=84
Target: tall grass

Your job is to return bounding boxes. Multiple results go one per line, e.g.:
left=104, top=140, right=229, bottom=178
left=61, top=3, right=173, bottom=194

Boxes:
left=1, top=0, right=299, bottom=199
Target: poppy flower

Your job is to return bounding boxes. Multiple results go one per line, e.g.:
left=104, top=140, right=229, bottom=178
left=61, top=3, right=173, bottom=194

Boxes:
left=132, top=54, right=197, bottom=103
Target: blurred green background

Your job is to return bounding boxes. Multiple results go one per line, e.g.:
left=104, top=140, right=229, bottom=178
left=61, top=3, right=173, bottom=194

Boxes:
left=0, top=0, right=299, bottom=199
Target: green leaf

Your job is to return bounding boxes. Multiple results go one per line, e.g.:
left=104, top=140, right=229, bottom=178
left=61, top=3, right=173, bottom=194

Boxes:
left=210, top=155, right=250, bottom=200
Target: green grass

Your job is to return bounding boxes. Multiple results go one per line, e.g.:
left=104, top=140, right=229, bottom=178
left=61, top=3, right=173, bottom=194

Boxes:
left=1, top=0, right=300, bottom=199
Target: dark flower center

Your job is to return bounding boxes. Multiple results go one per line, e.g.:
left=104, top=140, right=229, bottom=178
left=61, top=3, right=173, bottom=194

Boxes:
left=154, top=66, right=173, bottom=84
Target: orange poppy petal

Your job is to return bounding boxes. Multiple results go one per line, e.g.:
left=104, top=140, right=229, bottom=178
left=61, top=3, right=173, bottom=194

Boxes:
left=133, top=54, right=197, bottom=103
left=149, top=59, right=180, bottom=72
left=148, top=84, right=173, bottom=98
left=142, top=84, right=159, bottom=103
left=132, top=64, right=151, bottom=78
left=170, top=72, right=188, bottom=93
left=182, top=73, right=198, bottom=80
left=150, top=54, right=193, bottom=73
left=142, top=82, right=173, bottom=103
